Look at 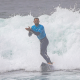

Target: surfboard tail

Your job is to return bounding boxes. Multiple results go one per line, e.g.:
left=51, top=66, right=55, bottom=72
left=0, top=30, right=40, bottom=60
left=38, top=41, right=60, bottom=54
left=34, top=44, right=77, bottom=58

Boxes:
left=41, top=62, right=54, bottom=72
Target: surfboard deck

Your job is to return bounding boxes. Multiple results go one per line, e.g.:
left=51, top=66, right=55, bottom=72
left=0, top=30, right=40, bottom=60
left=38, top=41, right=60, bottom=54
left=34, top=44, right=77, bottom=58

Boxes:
left=41, top=62, right=54, bottom=72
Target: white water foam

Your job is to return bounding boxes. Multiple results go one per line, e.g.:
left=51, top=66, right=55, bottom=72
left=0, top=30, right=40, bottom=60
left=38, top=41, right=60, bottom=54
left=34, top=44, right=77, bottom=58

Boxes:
left=0, top=7, right=80, bottom=72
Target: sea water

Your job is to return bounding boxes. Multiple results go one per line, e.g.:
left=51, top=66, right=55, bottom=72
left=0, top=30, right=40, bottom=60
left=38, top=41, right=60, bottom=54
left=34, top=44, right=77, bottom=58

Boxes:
left=1, top=0, right=80, bottom=80
left=0, top=7, right=80, bottom=79
left=1, top=70, right=80, bottom=80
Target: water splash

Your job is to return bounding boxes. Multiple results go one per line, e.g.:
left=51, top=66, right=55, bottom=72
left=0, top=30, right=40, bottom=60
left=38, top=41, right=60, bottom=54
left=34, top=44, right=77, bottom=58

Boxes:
left=0, top=7, right=80, bottom=72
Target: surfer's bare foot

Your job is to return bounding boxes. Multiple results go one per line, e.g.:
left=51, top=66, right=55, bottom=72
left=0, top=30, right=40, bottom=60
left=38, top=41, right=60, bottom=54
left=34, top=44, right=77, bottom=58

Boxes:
left=48, top=62, right=53, bottom=64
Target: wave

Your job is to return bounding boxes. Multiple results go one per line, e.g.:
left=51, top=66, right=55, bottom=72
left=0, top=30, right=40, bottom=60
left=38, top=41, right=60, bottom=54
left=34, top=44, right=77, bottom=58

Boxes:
left=0, top=7, right=80, bottom=73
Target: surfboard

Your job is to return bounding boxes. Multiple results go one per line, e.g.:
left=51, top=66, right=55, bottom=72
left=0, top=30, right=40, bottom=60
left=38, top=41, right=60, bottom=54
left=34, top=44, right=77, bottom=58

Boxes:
left=41, top=62, right=54, bottom=72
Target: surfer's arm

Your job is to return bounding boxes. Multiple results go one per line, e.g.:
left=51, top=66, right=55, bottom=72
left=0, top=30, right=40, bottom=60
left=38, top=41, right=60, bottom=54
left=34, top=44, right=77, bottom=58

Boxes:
left=30, top=29, right=40, bottom=36
left=28, top=31, right=33, bottom=37
left=25, top=27, right=33, bottom=37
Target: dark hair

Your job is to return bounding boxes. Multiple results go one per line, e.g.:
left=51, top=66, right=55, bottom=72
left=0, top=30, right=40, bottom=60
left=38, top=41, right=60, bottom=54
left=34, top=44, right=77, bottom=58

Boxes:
left=34, top=18, right=39, bottom=20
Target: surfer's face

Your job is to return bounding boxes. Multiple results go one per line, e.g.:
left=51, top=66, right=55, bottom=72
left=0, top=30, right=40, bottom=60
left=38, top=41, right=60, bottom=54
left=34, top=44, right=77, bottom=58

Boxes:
left=34, top=19, right=39, bottom=26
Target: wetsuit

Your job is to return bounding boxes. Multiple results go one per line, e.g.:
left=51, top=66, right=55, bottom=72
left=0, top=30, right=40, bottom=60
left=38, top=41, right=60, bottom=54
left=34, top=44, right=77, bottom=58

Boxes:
left=28, top=24, right=52, bottom=63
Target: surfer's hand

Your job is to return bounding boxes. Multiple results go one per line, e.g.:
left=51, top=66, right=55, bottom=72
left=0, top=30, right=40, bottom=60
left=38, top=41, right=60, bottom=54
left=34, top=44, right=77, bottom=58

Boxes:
left=25, top=26, right=31, bottom=31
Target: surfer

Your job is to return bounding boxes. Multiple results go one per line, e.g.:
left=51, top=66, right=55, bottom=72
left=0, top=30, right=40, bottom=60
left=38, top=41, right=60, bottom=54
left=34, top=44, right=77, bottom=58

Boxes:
left=25, top=18, right=53, bottom=64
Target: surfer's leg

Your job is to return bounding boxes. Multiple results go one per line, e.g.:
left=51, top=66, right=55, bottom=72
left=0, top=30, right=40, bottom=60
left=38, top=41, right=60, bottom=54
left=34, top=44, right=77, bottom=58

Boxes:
left=40, top=37, right=52, bottom=63
left=45, top=49, right=53, bottom=64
